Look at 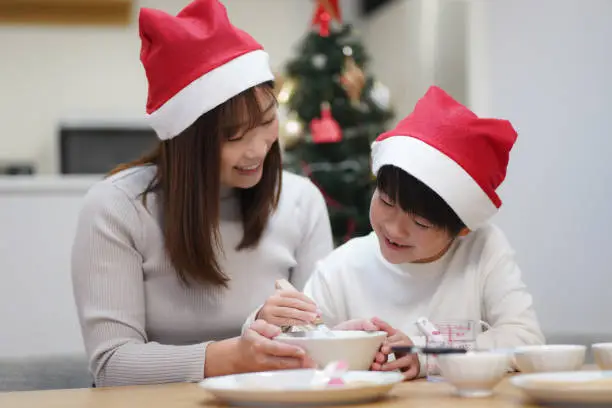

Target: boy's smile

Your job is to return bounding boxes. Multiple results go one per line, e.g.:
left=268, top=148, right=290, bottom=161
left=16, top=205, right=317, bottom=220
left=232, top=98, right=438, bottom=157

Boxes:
left=383, top=236, right=413, bottom=250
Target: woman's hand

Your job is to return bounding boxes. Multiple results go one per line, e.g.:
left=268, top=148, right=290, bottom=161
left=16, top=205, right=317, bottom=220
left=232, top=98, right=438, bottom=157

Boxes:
left=238, top=320, right=316, bottom=372
left=207, top=320, right=315, bottom=377
left=256, top=289, right=319, bottom=327
left=333, top=318, right=381, bottom=332
left=370, top=317, right=420, bottom=380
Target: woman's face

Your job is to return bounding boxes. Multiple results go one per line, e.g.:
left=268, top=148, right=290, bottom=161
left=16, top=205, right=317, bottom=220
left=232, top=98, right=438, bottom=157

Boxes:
left=219, top=87, right=279, bottom=189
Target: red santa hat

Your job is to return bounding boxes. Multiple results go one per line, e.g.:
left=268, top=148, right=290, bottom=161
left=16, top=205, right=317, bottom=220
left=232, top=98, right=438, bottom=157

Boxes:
left=139, top=0, right=274, bottom=140
left=371, top=86, right=518, bottom=230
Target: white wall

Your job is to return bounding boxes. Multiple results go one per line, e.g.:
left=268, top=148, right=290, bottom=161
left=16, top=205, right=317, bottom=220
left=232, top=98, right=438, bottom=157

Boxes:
left=0, top=178, right=97, bottom=358
left=361, top=0, right=468, bottom=122
left=468, top=0, right=612, bottom=336
left=433, top=0, right=467, bottom=105
left=0, top=0, right=359, bottom=174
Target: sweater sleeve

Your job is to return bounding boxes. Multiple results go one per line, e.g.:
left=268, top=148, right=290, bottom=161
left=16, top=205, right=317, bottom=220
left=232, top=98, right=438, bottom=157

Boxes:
left=71, top=182, right=210, bottom=387
left=289, top=180, right=334, bottom=291
left=476, top=252, right=546, bottom=350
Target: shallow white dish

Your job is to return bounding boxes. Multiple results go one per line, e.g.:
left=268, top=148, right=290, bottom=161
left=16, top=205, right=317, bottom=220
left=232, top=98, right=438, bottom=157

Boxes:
left=198, top=369, right=404, bottom=406
left=513, top=344, right=586, bottom=373
left=275, top=330, right=387, bottom=371
left=592, top=343, right=612, bottom=370
left=511, top=370, right=612, bottom=404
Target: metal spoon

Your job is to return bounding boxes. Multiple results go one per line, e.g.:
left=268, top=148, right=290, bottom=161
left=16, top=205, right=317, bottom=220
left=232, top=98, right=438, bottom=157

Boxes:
left=391, top=346, right=470, bottom=355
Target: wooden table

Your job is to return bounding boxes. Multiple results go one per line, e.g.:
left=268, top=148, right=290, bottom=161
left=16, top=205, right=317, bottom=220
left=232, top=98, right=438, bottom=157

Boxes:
left=0, top=376, right=545, bottom=408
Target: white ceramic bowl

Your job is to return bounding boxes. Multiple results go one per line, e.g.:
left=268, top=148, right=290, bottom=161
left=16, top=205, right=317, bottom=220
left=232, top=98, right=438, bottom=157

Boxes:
left=275, top=330, right=387, bottom=370
left=592, top=343, right=612, bottom=370
left=514, top=345, right=586, bottom=373
left=437, top=351, right=512, bottom=397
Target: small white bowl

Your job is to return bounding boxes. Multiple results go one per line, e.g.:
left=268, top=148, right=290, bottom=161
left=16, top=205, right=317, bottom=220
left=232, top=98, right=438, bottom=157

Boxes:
left=514, top=345, right=586, bottom=373
left=437, top=351, right=511, bottom=397
left=275, top=330, right=387, bottom=371
left=592, top=343, right=612, bottom=370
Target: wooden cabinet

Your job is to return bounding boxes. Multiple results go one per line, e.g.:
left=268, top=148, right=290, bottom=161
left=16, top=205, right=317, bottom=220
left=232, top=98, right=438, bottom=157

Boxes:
left=0, top=0, right=133, bottom=26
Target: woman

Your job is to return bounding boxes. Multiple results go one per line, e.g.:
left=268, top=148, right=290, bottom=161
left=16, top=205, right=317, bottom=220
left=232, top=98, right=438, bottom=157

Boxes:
left=71, top=0, right=333, bottom=387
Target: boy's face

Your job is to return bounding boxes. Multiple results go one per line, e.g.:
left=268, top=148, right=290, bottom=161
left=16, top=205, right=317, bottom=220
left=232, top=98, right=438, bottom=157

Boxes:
left=369, top=189, right=455, bottom=264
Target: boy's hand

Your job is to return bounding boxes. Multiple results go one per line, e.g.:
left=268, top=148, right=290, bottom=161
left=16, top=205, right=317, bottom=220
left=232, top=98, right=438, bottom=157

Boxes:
left=370, top=317, right=420, bottom=380
left=256, top=290, right=319, bottom=327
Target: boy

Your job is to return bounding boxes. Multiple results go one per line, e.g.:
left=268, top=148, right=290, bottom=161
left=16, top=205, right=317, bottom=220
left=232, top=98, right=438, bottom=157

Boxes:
left=252, top=86, right=545, bottom=379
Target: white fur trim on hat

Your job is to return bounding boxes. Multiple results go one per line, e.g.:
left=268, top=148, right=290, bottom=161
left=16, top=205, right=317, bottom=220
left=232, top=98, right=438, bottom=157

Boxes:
left=146, top=49, right=274, bottom=140
left=371, top=135, right=498, bottom=230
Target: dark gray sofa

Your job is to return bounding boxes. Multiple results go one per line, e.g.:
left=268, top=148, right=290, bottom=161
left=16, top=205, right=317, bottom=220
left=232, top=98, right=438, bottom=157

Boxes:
left=0, top=354, right=91, bottom=391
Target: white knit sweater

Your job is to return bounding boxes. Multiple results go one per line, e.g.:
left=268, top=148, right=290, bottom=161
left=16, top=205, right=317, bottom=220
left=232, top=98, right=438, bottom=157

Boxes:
left=71, top=165, right=333, bottom=387
left=303, top=227, right=545, bottom=375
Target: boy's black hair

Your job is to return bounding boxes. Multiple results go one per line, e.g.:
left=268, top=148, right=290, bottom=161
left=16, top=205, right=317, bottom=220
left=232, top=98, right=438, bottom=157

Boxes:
left=376, top=165, right=466, bottom=236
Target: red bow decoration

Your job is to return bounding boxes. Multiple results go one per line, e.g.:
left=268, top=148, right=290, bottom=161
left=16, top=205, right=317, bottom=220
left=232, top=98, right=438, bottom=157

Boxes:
left=312, top=0, right=341, bottom=37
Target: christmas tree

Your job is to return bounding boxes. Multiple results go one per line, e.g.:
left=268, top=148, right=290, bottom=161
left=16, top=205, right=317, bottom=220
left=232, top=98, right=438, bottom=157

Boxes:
left=276, top=0, right=394, bottom=246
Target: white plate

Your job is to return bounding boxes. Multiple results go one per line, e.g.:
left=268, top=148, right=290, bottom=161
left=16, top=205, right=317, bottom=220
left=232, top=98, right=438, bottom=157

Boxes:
left=198, top=369, right=404, bottom=406
left=511, top=370, right=612, bottom=404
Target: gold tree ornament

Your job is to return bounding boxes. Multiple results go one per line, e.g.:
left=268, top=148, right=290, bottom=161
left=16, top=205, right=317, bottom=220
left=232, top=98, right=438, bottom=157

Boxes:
left=340, top=54, right=366, bottom=106
left=281, top=117, right=304, bottom=149
left=273, top=73, right=284, bottom=97
left=277, top=105, right=304, bottom=149
left=276, top=76, right=297, bottom=104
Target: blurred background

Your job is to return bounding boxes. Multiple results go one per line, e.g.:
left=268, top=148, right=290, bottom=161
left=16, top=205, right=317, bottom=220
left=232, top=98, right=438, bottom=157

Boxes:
left=1, top=0, right=611, bottom=390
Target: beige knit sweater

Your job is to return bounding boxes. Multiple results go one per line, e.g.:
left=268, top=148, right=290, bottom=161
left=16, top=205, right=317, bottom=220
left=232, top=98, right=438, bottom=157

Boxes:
left=71, top=165, right=333, bottom=387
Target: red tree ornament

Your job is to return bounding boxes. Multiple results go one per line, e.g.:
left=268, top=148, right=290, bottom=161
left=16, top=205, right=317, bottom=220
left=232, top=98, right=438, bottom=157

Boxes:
left=317, top=11, right=331, bottom=37
left=312, top=0, right=341, bottom=37
left=310, top=103, right=342, bottom=143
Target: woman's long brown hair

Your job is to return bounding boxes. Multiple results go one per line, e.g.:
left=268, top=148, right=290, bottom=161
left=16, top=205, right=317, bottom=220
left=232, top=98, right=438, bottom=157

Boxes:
left=109, top=82, right=281, bottom=287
